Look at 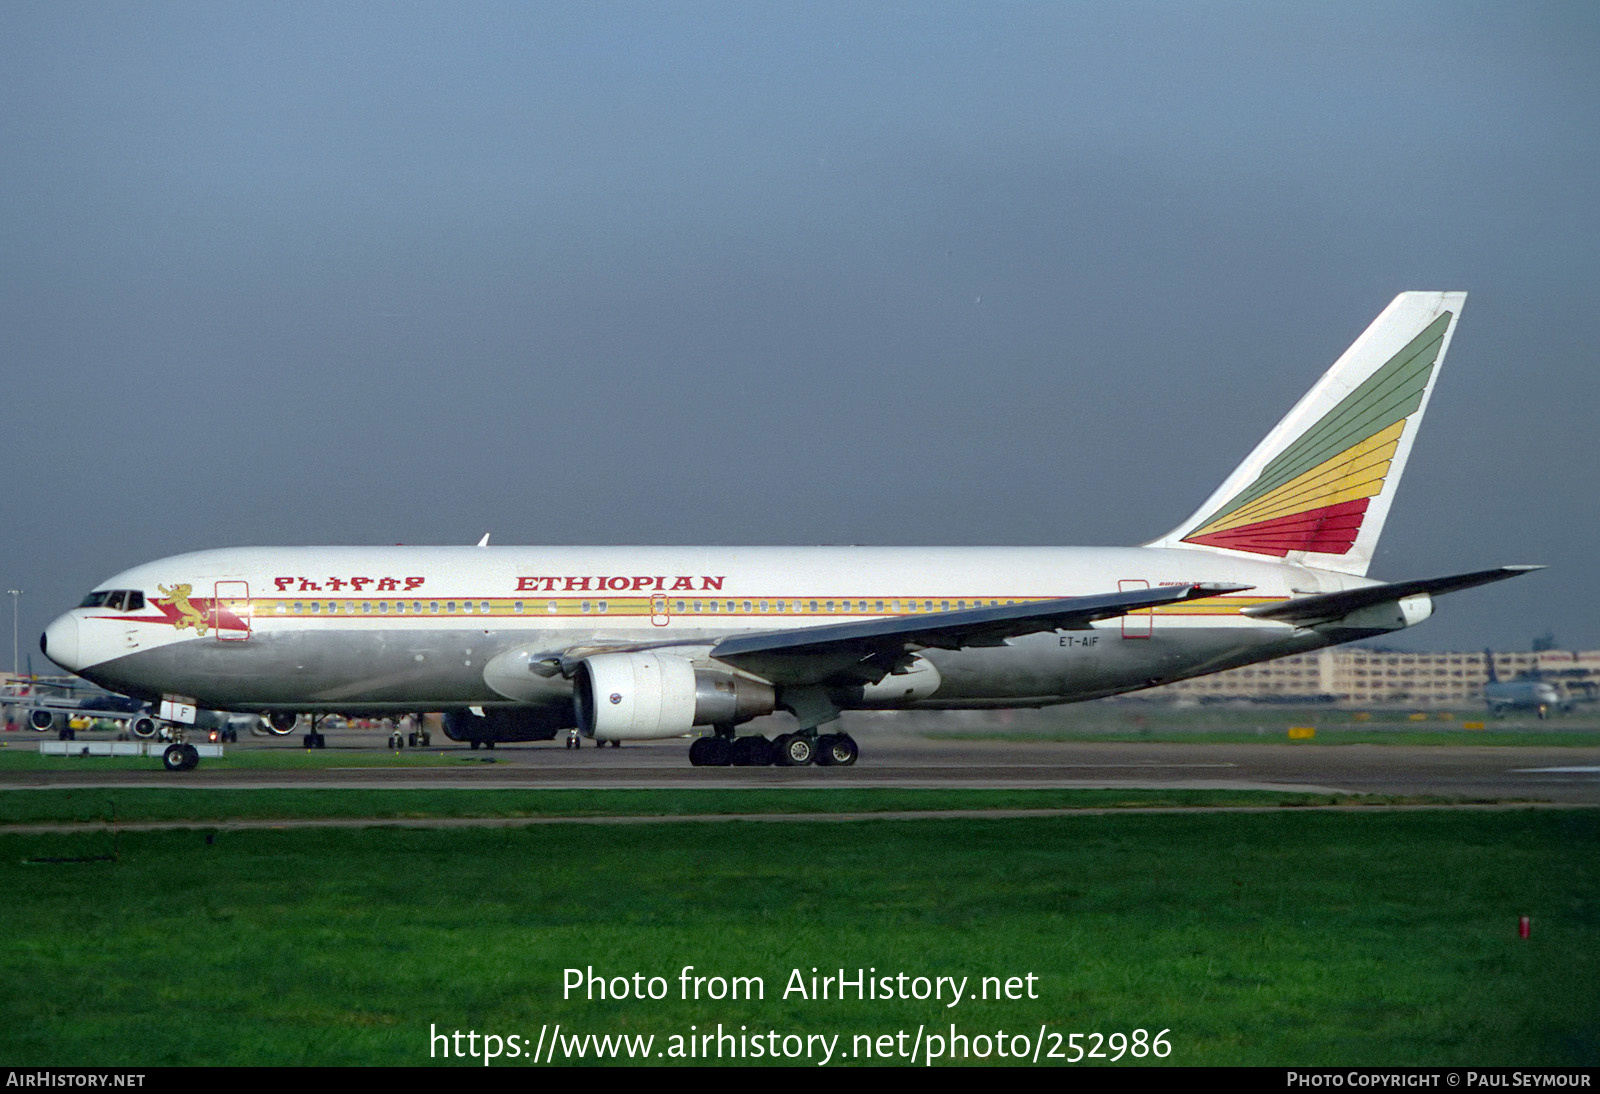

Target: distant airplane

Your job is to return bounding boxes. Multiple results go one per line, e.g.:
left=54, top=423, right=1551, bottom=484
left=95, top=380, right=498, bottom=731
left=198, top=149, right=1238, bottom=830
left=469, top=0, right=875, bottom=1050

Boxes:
left=40, top=292, right=1539, bottom=769
left=1482, top=649, right=1565, bottom=718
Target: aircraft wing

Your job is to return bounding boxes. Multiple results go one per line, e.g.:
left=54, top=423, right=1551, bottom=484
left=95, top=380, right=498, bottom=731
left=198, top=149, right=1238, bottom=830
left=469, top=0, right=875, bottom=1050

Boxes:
left=1239, top=565, right=1542, bottom=627
left=708, top=582, right=1250, bottom=686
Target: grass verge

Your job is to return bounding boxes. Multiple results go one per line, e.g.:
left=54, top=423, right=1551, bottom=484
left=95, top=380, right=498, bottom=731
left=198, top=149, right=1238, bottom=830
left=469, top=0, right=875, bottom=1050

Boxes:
left=0, top=787, right=1431, bottom=827
left=1, top=809, right=1595, bottom=1066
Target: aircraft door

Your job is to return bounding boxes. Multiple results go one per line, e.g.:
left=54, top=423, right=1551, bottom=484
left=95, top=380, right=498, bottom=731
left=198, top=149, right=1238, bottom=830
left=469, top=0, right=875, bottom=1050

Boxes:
left=650, top=594, right=671, bottom=627
left=1119, top=579, right=1152, bottom=638
left=214, top=581, right=251, bottom=641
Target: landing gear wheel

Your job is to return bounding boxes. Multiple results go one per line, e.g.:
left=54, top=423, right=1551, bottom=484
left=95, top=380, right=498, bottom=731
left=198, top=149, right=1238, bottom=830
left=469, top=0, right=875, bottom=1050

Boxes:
left=689, top=735, right=732, bottom=767
left=817, top=733, right=858, bottom=767
left=778, top=733, right=816, bottom=767
left=163, top=743, right=199, bottom=772
left=731, top=735, right=775, bottom=766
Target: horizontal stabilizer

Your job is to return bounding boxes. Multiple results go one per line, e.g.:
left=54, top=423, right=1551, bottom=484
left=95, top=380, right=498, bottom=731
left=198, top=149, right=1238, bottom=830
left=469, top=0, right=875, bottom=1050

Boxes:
left=712, top=582, right=1250, bottom=686
left=1240, top=566, right=1542, bottom=626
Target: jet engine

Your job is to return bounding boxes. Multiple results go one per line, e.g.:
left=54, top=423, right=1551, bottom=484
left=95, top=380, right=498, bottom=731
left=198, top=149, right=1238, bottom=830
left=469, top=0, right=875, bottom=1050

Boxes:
left=573, top=651, right=775, bottom=740
left=266, top=711, right=299, bottom=735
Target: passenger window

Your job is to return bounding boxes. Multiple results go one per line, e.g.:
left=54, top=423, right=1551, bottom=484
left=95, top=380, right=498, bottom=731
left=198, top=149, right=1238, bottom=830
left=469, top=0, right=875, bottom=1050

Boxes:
left=414, top=601, right=423, bottom=613
left=378, top=602, right=388, bottom=613
left=693, top=600, right=702, bottom=612
left=514, top=602, right=524, bottom=614
left=430, top=602, right=439, bottom=613
left=395, top=602, right=405, bottom=613
left=760, top=601, right=769, bottom=612
left=598, top=601, right=608, bottom=613
left=809, top=601, right=818, bottom=613
left=294, top=603, right=304, bottom=614
left=709, top=601, right=718, bottom=612
left=582, top=601, right=591, bottom=613
left=463, top=602, right=473, bottom=613
left=447, top=602, right=456, bottom=613
left=743, top=600, right=752, bottom=613
left=548, top=601, right=558, bottom=613
left=481, top=602, right=490, bottom=614
left=826, top=601, right=835, bottom=612
left=726, top=601, right=734, bottom=613
left=676, top=600, right=686, bottom=613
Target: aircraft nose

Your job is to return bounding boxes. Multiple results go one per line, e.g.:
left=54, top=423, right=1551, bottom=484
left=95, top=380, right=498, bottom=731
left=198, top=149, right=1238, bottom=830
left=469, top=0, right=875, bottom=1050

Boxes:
left=41, top=613, right=80, bottom=672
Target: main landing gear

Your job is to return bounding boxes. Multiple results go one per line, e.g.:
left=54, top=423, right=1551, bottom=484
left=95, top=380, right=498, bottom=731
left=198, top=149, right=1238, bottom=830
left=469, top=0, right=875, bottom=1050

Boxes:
left=688, top=728, right=858, bottom=768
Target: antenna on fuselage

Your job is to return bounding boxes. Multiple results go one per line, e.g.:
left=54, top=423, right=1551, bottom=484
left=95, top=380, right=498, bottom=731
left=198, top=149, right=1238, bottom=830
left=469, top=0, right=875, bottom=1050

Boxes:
left=477, top=533, right=491, bottom=547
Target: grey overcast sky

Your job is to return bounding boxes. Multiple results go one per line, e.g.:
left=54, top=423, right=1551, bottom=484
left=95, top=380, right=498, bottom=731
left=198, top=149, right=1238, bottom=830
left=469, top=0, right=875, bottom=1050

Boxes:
left=3, top=1, right=1598, bottom=660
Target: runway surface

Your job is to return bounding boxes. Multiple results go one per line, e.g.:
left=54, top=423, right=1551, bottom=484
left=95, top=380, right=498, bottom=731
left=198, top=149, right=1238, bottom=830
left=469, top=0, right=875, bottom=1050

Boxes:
left=6, top=730, right=1599, bottom=803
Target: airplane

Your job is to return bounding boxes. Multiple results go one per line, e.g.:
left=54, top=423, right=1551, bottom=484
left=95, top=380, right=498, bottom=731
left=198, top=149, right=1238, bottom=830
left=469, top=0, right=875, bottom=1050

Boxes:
left=39, top=291, right=1540, bottom=770
left=1482, top=649, right=1565, bottom=718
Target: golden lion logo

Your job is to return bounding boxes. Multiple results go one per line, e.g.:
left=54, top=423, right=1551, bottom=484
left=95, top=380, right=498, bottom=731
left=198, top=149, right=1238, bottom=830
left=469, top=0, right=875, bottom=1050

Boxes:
left=157, top=583, right=209, bottom=636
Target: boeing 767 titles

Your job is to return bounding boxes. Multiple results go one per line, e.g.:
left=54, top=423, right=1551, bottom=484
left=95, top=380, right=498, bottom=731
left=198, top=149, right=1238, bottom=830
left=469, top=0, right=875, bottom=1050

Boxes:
left=41, top=292, right=1538, bottom=769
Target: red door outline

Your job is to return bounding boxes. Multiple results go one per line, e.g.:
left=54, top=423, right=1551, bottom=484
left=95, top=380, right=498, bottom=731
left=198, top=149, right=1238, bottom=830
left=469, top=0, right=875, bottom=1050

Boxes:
left=1119, top=579, right=1151, bottom=639
left=215, top=581, right=251, bottom=641
left=650, top=594, right=670, bottom=627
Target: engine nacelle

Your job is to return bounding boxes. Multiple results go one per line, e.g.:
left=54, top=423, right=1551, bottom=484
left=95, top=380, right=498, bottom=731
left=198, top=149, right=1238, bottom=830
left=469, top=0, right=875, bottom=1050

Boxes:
left=130, top=715, right=160, bottom=739
left=573, top=652, right=775, bottom=741
left=266, top=711, right=299, bottom=735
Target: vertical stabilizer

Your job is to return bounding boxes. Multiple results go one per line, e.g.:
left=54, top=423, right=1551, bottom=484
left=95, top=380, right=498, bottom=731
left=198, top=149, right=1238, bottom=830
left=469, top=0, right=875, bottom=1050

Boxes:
left=1148, top=292, right=1465, bottom=576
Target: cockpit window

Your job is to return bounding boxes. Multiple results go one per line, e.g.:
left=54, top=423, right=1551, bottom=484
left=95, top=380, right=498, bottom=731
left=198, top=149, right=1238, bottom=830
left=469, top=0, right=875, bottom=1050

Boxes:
left=78, top=589, right=145, bottom=611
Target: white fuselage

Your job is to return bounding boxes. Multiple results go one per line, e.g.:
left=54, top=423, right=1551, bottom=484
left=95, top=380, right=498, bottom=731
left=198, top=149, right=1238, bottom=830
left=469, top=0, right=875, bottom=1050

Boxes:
left=42, top=544, right=1398, bottom=722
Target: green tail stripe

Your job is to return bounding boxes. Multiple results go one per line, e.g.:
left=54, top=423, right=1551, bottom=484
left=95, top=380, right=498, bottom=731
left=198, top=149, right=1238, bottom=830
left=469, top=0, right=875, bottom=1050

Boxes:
left=1195, top=312, right=1451, bottom=530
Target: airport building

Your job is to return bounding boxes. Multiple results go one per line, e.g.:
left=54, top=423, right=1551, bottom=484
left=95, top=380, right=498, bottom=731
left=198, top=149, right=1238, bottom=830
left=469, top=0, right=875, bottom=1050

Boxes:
left=1150, top=648, right=1600, bottom=706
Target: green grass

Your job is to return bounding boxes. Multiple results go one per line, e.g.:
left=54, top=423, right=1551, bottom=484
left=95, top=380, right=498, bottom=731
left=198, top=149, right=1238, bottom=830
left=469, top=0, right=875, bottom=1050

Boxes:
left=2, top=809, right=1595, bottom=1066
left=0, top=787, right=1413, bottom=826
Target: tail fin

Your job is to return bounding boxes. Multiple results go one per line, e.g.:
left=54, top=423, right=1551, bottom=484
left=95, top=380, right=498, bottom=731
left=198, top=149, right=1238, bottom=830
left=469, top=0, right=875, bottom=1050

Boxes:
left=1147, top=291, right=1466, bottom=576
left=1484, top=648, right=1499, bottom=684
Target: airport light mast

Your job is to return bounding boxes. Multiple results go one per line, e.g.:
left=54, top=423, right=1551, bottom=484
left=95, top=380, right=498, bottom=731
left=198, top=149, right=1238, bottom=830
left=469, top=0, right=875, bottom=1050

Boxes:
left=6, top=589, right=19, bottom=679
